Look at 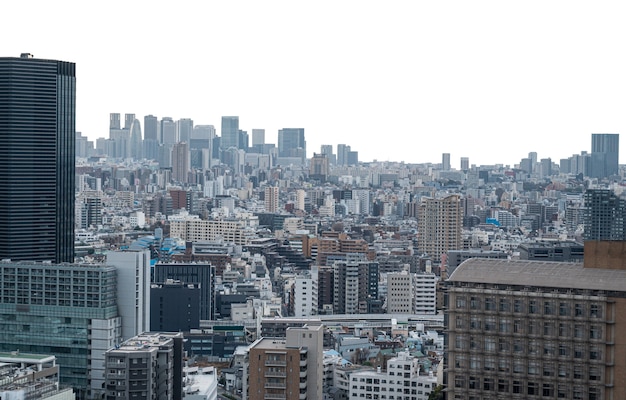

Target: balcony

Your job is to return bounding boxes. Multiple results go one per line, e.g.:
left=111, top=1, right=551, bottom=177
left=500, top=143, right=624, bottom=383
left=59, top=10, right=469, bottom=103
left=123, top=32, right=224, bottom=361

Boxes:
left=265, top=360, right=286, bottom=366
left=265, top=371, right=286, bottom=377
left=265, top=382, right=286, bottom=389
left=264, top=394, right=287, bottom=400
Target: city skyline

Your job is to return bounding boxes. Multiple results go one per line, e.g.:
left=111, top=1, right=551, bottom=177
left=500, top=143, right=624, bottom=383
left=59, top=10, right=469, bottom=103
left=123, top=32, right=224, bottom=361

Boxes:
left=4, top=1, right=626, bottom=167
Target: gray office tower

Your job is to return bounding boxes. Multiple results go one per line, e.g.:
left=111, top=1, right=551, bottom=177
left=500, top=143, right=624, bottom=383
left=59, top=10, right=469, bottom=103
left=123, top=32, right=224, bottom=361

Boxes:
left=220, top=116, right=239, bottom=149
left=0, top=54, right=75, bottom=263
left=590, top=133, right=619, bottom=178
left=278, top=128, right=306, bottom=159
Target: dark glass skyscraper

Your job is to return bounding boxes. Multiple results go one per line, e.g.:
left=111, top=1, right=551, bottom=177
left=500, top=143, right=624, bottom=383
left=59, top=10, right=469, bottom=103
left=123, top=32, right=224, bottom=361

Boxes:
left=0, top=54, right=75, bottom=263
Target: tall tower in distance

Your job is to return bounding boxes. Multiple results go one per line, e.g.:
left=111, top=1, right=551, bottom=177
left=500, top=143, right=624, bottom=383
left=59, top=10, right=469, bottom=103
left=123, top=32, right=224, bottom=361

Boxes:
left=442, top=152, right=451, bottom=171
left=220, top=116, right=239, bottom=149
left=0, top=53, right=75, bottom=263
left=590, top=133, right=619, bottom=178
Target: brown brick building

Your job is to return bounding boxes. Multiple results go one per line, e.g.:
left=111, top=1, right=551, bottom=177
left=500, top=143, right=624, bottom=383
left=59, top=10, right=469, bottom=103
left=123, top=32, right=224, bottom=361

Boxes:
left=444, top=242, right=626, bottom=399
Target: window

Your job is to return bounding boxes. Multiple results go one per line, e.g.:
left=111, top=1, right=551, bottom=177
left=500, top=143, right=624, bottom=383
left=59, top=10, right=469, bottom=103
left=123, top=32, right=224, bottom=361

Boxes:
left=544, top=301, right=554, bottom=315
left=559, top=323, right=569, bottom=337
left=513, top=319, right=522, bottom=333
left=543, top=384, right=554, bottom=397
left=498, top=379, right=509, bottom=393
left=513, top=381, right=522, bottom=394
left=514, top=299, right=523, bottom=313
left=470, top=297, right=480, bottom=310
left=485, top=317, right=496, bottom=331
left=528, top=362, right=539, bottom=376
left=499, top=319, right=511, bottom=333
left=485, top=298, right=496, bottom=311
left=499, top=298, right=510, bottom=312
left=455, top=316, right=464, bottom=329
left=455, top=296, right=466, bottom=308
left=575, top=304, right=583, bottom=317
left=590, top=304, right=601, bottom=318
left=468, top=376, right=478, bottom=390
left=529, top=300, right=537, bottom=314
left=527, top=382, right=538, bottom=396
left=544, top=322, right=554, bottom=336
left=483, top=378, right=494, bottom=391
left=590, top=326, right=602, bottom=340
left=559, top=302, right=569, bottom=316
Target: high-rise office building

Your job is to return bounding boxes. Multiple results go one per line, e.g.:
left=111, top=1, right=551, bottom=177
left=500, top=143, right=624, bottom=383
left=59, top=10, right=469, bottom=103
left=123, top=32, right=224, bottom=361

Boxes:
left=176, top=118, right=193, bottom=143
left=417, top=194, right=462, bottom=259
left=590, top=133, right=619, bottom=178
left=320, top=144, right=336, bottom=165
left=278, top=128, right=306, bottom=160
left=251, top=128, right=265, bottom=146
left=171, top=142, right=190, bottom=183
left=460, top=157, right=469, bottom=171
left=337, top=144, right=350, bottom=166
left=129, top=118, right=142, bottom=160
left=143, top=114, right=159, bottom=160
left=583, top=189, right=626, bottom=241
left=442, top=153, right=451, bottom=171
left=0, top=54, right=75, bottom=263
left=220, top=116, right=239, bottom=149
left=160, top=117, right=177, bottom=145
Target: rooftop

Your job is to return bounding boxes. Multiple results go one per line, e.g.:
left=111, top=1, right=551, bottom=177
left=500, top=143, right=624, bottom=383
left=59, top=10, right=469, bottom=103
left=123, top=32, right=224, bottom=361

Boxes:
left=449, top=258, right=626, bottom=292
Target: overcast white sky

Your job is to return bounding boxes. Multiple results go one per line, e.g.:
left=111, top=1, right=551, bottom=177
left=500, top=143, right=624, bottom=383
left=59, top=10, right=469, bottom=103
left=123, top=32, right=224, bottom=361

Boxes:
left=4, top=1, right=626, bottom=168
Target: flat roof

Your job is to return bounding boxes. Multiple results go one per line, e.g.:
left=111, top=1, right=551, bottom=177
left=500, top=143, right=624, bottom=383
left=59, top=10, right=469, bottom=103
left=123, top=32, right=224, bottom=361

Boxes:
left=449, top=258, right=626, bottom=292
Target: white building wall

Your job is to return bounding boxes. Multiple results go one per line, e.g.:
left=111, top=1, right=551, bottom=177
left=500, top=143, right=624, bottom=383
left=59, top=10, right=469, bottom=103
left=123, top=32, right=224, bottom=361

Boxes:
left=107, top=250, right=151, bottom=340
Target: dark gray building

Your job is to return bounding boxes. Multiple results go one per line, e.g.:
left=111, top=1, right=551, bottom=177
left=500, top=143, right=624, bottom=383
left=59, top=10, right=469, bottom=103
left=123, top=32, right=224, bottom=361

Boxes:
left=150, top=281, right=201, bottom=332
left=583, top=189, right=626, bottom=241
left=517, top=241, right=584, bottom=262
left=0, top=54, right=75, bottom=263
left=153, top=263, right=215, bottom=320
